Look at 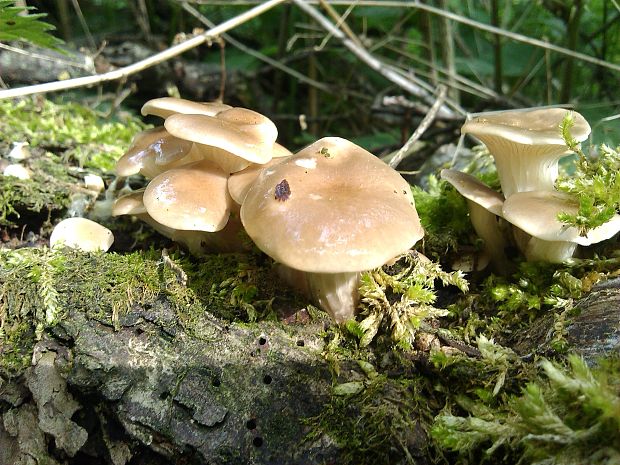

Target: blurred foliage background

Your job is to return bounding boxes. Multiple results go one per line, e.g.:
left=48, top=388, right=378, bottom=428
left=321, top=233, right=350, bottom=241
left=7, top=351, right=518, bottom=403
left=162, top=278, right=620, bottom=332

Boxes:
left=3, top=0, right=620, bottom=156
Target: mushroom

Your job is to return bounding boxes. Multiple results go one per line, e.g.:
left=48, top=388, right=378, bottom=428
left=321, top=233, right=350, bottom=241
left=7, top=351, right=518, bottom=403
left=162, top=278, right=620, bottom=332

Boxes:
left=113, top=189, right=246, bottom=254
left=115, top=126, right=201, bottom=179
left=228, top=155, right=289, bottom=205
left=50, top=217, right=114, bottom=252
left=143, top=159, right=232, bottom=232
left=141, top=97, right=232, bottom=119
left=502, top=190, right=620, bottom=263
left=440, top=169, right=510, bottom=273
left=164, top=107, right=279, bottom=173
left=3, top=163, right=31, bottom=180
left=461, top=108, right=591, bottom=197
left=240, top=137, right=424, bottom=322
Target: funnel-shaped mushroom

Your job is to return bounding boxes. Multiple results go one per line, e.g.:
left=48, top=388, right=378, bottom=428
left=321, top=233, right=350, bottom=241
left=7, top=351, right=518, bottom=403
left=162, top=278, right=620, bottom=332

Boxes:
left=502, top=190, right=620, bottom=263
left=164, top=107, right=278, bottom=173
left=441, top=169, right=510, bottom=273
left=461, top=108, right=591, bottom=197
left=241, top=137, right=424, bottom=322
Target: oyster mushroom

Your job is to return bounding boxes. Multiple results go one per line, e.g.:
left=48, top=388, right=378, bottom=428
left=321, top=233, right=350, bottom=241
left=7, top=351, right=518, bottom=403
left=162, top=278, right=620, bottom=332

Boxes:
left=461, top=108, right=591, bottom=197
left=441, top=169, right=510, bottom=273
left=164, top=107, right=279, bottom=173
left=240, top=137, right=424, bottom=322
left=502, top=190, right=620, bottom=263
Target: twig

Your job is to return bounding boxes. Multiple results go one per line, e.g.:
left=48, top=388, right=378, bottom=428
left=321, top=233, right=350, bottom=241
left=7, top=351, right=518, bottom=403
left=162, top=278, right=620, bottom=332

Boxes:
left=317, top=0, right=362, bottom=47
left=0, top=43, right=94, bottom=71
left=179, top=1, right=335, bottom=95
left=193, top=0, right=620, bottom=75
left=0, top=0, right=287, bottom=100
left=71, top=0, right=97, bottom=51
left=389, top=85, right=448, bottom=169
left=291, top=0, right=460, bottom=119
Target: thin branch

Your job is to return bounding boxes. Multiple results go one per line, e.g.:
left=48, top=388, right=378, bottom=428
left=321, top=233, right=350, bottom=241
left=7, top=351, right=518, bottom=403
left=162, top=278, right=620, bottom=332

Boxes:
left=179, top=1, right=335, bottom=95
left=191, top=0, right=620, bottom=75
left=291, top=0, right=461, bottom=119
left=389, top=85, right=448, bottom=169
left=0, top=0, right=287, bottom=100
left=0, top=43, right=94, bottom=71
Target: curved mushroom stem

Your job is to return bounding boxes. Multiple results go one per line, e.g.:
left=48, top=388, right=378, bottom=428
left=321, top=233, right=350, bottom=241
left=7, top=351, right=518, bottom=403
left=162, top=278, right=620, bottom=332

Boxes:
left=467, top=200, right=510, bottom=273
left=525, top=237, right=577, bottom=263
left=276, top=265, right=360, bottom=322
left=486, top=142, right=568, bottom=197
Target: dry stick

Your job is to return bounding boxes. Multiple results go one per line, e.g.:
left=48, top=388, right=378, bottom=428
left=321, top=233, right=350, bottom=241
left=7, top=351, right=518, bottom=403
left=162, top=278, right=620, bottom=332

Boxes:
left=291, top=0, right=461, bottom=119
left=389, top=85, right=448, bottom=170
left=205, top=0, right=620, bottom=75
left=317, top=0, right=363, bottom=47
left=179, top=1, right=334, bottom=95
left=0, top=0, right=287, bottom=100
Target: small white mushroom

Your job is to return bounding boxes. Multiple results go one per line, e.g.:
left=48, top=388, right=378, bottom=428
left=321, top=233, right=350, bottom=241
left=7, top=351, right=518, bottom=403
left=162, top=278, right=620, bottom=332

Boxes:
left=8, top=142, right=30, bottom=160
left=50, top=218, right=114, bottom=252
left=3, top=163, right=31, bottom=180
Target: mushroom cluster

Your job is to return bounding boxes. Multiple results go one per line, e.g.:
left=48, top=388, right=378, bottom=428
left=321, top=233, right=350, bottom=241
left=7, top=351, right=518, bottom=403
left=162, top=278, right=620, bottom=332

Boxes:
left=112, top=97, right=291, bottom=255
left=443, top=108, right=620, bottom=265
left=113, top=99, right=424, bottom=322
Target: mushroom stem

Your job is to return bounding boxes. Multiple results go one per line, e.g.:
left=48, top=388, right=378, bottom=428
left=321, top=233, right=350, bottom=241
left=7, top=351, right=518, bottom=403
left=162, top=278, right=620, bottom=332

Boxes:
left=524, top=237, right=578, bottom=263
left=276, top=265, right=360, bottom=322
left=466, top=200, right=510, bottom=273
left=483, top=140, right=568, bottom=197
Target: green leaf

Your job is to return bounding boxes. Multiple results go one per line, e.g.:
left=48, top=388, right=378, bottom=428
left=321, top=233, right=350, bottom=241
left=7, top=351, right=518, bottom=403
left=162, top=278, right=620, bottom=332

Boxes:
left=0, top=1, right=64, bottom=51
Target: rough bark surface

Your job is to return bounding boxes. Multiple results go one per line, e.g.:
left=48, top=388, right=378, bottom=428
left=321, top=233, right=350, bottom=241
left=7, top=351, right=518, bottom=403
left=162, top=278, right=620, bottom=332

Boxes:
left=0, top=302, right=342, bottom=465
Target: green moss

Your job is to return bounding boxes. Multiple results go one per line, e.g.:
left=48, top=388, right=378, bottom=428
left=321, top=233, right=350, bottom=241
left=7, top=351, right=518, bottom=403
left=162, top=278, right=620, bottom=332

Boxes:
left=432, top=354, right=620, bottom=465
left=0, top=97, right=146, bottom=171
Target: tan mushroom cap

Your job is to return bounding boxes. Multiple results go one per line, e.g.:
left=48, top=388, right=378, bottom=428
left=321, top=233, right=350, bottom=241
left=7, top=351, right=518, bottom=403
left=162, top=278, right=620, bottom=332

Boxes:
left=143, top=159, right=232, bottom=232
left=164, top=107, right=278, bottom=165
left=112, top=189, right=148, bottom=216
left=241, top=137, right=424, bottom=273
left=502, top=190, right=620, bottom=246
left=141, top=97, right=232, bottom=119
left=440, top=169, right=503, bottom=216
left=228, top=158, right=286, bottom=205
left=461, top=108, right=591, bottom=197
left=116, top=126, right=194, bottom=177
left=50, top=217, right=114, bottom=252
left=462, top=108, right=591, bottom=146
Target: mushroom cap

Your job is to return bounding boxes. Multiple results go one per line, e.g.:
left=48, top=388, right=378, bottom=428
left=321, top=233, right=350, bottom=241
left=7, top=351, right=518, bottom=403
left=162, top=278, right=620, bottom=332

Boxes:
left=228, top=158, right=286, bottom=205
left=502, top=190, right=620, bottom=246
left=440, top=169, right=503, bottom=216
left=116, top=126, right=193, bottom=177
left=50, top=217, right=114, bottom=252
left=143, top=159, right=232, bottom=232
left=112, top=189, right=148, bottom=216
left=241, top=137, right=424, bottom=273
left=164, top=107, right=278, bottom=164
left=462, top=108, right=591, bottom=146
left=141, top=97, right=232, bottom=119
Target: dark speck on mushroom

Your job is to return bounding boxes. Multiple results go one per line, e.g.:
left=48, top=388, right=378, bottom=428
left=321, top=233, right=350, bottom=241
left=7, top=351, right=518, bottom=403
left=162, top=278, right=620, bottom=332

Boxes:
left=274, top=179, right=291, bottom=201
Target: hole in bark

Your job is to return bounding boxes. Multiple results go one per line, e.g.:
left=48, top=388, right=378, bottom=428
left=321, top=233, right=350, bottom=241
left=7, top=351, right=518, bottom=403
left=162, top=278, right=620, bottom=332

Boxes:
left=246, top=418, right=257, bottom=429
left=212, top=376, right=221, bottom=387
left=258, top=336, right=267, bottom=346
left=159, top=391, right=170, bottom=400
left=296, top=339, right=305, bottom=347
left=263, top=374, right=272, bottom=385
left=253, top=436, right=263, bottom=447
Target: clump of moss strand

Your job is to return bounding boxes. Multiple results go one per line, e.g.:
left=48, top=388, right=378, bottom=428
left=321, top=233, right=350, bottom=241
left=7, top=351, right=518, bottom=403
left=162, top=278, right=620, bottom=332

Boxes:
left=0, top=97, right=146, bottom=171
left=432, top=354, right=620, bottom=465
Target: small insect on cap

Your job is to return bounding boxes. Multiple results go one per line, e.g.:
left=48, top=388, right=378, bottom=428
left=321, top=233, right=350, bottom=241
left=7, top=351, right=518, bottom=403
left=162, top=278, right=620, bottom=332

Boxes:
left=50, top=217, right=114, bottom=252
left=141, top=97, right=232, bottom=119
left=143, top=159, right=232, bottom=232
left=240, top=137, right=424, bottom=273
left=228, top=157, right=288, bottom=205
